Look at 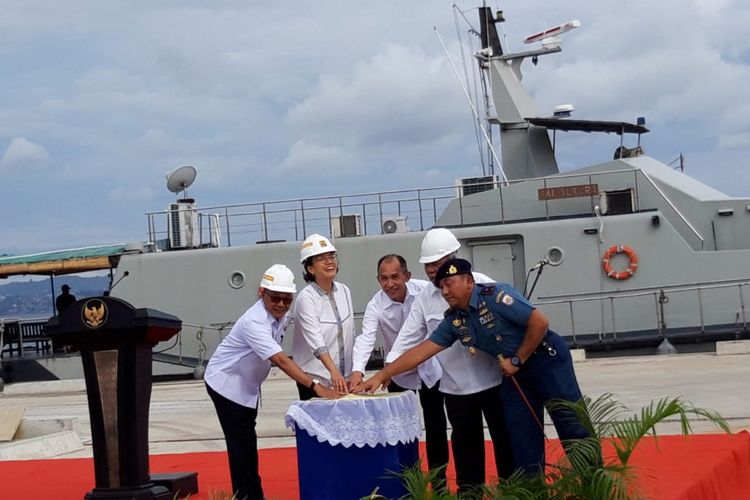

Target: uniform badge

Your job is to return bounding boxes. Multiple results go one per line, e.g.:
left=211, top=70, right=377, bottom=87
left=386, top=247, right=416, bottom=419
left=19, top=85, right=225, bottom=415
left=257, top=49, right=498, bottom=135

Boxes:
left=468, top=346, right=477, bottom=356
left=495, top=334, right=502, bottom=342
left=479, top=310, right=495, bottom=326
left=448, top=264, right=457, bottom=275
left=461, top=335, right=472, bottom=345
left=496, top=292, right=514, bottom=306
left=479, top=285, right=495, bottom=295
left=452, top=318, right=462, bottom=327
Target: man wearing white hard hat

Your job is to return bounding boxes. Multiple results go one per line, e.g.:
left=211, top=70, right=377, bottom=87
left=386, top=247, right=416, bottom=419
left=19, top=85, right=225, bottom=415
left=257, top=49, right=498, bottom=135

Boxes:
left=292, top=233, right=356, bottom=397
left=205, top=264, right=340, bottom=500
left=383, top=228, right=514, bottom=494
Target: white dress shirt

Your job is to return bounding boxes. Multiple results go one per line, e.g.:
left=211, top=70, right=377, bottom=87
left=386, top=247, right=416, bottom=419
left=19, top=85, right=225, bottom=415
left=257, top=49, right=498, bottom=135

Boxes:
left=204, top=299, right=288, bottom=408
left=387, top=272, right=502, bottom=395
left=291, top=281, right=355, bottom=384
left=352, top=279, right=429, bottom=388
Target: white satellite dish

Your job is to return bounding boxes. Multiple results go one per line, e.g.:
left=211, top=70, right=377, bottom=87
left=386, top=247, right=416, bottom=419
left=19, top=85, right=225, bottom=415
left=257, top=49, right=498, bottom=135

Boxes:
left=166, top=165, right=197, bottom=199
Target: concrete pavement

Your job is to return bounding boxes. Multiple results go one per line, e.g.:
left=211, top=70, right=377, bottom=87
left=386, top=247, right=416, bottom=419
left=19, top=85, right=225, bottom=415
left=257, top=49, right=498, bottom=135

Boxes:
left=1, top=350, right=749, bottom=460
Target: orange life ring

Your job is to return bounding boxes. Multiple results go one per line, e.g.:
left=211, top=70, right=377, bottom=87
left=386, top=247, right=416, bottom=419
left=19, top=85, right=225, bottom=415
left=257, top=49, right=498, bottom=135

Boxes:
left=602, top=245, right=638, bottom=280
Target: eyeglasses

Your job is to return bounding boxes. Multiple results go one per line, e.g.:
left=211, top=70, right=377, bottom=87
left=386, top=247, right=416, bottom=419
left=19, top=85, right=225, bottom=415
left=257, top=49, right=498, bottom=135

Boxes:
left=313, top=252, right=338, bottom=263
left=265, top=292, right=293, bottom=305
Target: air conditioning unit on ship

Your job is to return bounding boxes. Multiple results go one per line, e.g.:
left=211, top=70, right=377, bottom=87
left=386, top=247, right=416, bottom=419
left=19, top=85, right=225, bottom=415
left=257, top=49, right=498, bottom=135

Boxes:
left=331, top=214, right=362, bottom=238
left=168, top=200, right=200, bottom=249
left=455, top=175, right=502, bottom=197
left=382, top=216, right=410, bottom=234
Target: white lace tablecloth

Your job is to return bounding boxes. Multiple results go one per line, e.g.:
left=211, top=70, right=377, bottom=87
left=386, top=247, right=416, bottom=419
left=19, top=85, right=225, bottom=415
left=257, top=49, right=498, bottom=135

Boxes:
left=284, top=391, right=421, bottom=448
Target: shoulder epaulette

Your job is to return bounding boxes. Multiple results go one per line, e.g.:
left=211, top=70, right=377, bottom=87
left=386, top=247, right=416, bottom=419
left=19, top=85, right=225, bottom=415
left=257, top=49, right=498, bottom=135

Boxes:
left=478, top=284, right=496, bottom=295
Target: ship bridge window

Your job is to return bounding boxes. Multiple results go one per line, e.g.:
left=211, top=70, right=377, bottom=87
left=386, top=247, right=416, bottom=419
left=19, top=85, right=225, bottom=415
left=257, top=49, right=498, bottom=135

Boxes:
left=598, top=189, right=635, bottom=216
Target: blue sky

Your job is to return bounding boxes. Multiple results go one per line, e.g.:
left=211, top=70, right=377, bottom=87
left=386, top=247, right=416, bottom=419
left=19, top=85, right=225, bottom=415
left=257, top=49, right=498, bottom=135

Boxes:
left=2, top=0, right=749, bottom=255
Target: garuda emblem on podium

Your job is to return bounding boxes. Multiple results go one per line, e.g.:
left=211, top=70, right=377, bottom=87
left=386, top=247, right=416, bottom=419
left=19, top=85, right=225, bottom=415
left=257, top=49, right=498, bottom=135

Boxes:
left=82, top=299, right=108, bottom=329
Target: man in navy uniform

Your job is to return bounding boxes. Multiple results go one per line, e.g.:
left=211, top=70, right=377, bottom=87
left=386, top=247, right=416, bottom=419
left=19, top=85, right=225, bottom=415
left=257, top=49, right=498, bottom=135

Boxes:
left=355, top=258, right=594, bottom=476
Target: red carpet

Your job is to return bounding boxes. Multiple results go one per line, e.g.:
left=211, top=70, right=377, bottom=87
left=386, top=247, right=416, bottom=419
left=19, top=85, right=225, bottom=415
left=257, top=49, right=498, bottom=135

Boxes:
left=1, top=433, right=749, bottom=499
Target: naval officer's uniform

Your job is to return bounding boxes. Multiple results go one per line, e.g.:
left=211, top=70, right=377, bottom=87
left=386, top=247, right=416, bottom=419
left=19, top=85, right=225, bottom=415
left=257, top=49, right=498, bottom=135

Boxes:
left=430, top=276, right=591, bottom=475
left=389, top=272, right=514, bottom=492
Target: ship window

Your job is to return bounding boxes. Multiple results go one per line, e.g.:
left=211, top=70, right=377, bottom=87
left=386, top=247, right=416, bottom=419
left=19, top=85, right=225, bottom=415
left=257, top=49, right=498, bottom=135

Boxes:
left=228, top=271, right=246, bottom=289
left=602, top=189, right=634, bottom=215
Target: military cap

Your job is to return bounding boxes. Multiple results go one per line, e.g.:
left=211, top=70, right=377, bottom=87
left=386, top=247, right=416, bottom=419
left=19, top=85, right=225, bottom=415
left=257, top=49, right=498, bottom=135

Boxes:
left=434, top=257, right=472, bottom=285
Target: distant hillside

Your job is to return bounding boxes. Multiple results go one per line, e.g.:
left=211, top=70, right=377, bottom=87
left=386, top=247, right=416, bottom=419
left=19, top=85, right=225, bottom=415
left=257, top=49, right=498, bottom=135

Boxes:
left=0, top=276, right=110, bottom=318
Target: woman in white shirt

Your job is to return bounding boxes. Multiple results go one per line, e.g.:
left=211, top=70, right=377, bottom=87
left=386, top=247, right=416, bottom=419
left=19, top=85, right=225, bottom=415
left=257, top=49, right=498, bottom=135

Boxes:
left=205, top=264, right=339, bottom=500
left=292, top=234, right=356, bottom=398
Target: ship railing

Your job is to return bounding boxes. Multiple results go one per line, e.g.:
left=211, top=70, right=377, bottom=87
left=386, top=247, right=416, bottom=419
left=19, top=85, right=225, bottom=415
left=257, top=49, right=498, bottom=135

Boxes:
left=162, top=312, right=368, bottom=366
left=536, top=278, right=750, bottom=343
left=143, top=167, right=702, bottom=250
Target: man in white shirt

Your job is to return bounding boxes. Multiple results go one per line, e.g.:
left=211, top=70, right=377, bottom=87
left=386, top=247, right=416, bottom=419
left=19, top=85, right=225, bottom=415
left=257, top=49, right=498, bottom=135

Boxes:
left=205, top=265, right=339, bottom=500
left=383, top=229, right=514, bottom=495
left=348, top=253, right=448, bottom=488
left=349, top=254, right=429, bottom=391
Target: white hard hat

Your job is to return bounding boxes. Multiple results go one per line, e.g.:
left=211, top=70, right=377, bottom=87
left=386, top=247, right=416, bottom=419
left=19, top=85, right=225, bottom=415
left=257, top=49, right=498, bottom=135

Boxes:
left=419, top=228, right=461, bottom=264
left=259, top=264, right=297, bottom=293
left=300, top=234, right=336, bottom=264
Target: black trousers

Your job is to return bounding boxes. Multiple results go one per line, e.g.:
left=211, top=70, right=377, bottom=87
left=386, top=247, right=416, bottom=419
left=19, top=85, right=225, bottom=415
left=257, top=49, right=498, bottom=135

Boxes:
left=387, top=380, right=449, bottom=488
left=444, top=385, right=514, bottom=496
left=206, top=383, right=263, bottom=500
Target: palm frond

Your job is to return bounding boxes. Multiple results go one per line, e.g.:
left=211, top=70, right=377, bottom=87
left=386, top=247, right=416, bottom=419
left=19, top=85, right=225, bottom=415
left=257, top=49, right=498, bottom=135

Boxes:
left=546, top=393, right=625, bottom=439
left=392, top=462, right=453, bottom=500
left=481, top=469, right=547, bottom=500
left=549, top=464, right=639, bottom=500
left=611, top=396, right=730, bottom=465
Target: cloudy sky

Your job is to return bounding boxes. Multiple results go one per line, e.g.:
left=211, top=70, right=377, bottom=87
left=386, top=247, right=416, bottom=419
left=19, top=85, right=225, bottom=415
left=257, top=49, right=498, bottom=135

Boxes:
left=2, top=0, right=749, bottom=255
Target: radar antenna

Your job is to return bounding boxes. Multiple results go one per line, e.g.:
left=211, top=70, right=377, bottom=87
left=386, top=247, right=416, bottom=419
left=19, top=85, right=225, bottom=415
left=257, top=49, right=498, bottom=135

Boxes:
left=166, top=165, right=197, bottom=201
left=524, top=20, right=581, bottom=49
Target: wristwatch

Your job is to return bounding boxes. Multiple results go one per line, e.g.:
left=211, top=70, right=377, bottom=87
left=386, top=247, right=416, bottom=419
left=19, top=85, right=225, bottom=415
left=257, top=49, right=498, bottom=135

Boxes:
left=308, top=378, right=320, bottom=390
left=510, top=355, right=523, bottom=368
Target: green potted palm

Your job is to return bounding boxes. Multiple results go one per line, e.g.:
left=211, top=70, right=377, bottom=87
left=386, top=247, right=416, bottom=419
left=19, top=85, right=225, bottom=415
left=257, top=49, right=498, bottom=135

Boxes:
left=388, top=394, right=730, bottom=500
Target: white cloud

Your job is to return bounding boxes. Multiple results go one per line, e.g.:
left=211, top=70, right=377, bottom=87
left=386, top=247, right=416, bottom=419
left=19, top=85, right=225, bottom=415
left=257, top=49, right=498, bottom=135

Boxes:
left=0, top=137, right=51, bottom=170
left=0, top=0, right=749, bottom=253
left=107, top=186, right=155, bottom=203
left=280, top=140, right=358, bottom=175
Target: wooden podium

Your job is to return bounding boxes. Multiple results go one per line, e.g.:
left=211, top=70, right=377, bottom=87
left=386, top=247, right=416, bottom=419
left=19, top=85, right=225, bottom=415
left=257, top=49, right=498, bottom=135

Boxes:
left=46, top=296, right=198, bottom=499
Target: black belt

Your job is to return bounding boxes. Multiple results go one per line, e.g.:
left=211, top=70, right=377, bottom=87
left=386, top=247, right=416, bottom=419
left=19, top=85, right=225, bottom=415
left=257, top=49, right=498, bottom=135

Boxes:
left=534, top=333, right=557, bottom=356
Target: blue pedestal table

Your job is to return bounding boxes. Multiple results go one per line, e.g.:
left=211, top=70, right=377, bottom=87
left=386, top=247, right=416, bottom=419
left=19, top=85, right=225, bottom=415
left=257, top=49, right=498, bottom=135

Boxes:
left=285, top=391, right=421, bottom=500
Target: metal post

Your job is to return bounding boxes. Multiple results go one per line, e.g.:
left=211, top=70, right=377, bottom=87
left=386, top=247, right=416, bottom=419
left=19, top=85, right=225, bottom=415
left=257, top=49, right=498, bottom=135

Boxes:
left=432, top=198, right=437, bottom=225
left=224, top=207, right=232, bottom=247
left=50, top=275, right=56, bottom=315
left=301, top=200, right=307, bottom=238
left=697, top=289, right=705, bottom=333
left=498, top=182, right=505, bottom=222
left=417, top=190, right=424, bottom=231
left=568, top=302, right=577, bottom=343
left=262, top=203, right=269, bottom=242
left=458, top=189, right=464, bottom=225
left=361, top=203, right=367, bottom=234
left=740, top=284, right=747, bottom=329
left=609, top=296, right=617, bottom=339
left=378, top=193, right=383, bottom=235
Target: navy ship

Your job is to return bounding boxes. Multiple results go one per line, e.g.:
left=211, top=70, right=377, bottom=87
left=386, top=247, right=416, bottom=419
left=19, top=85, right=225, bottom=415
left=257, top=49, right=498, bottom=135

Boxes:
left=3, top=5, right=750, bottom=380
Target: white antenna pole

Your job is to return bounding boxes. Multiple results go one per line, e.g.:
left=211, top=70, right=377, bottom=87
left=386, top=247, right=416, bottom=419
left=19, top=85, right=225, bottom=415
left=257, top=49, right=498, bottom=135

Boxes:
left=434, top=26, right=508, bottom=185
